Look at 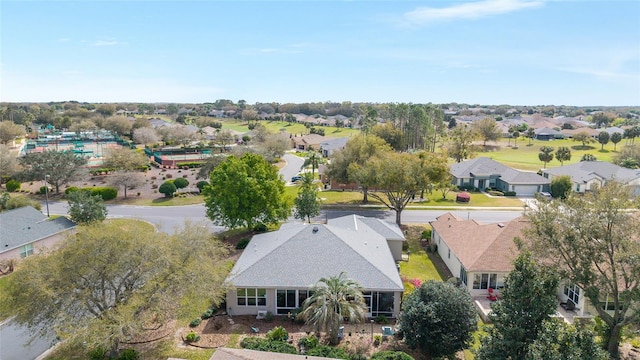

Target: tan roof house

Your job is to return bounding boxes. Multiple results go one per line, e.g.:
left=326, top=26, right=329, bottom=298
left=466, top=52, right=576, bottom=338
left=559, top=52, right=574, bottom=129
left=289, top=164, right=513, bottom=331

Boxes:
left=291, top=134, right=326, bottom=151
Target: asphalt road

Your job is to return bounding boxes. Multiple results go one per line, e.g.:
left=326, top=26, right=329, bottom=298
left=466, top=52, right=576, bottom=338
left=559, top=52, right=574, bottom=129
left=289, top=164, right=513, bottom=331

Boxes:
left=280, top=152, right=305, bottom=183
left=0, top=319, right=56, bottom=360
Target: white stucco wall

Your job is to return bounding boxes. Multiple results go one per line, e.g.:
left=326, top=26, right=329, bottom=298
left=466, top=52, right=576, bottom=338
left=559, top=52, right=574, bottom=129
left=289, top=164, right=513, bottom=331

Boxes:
left=387, top=240, right=403, bottom=262
left=0, top=232, right=70, bottom=263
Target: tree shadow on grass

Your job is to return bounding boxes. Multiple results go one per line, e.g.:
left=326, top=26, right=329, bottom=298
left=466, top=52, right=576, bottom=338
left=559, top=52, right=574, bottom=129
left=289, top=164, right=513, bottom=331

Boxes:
left=598, top=149, right=611, bottom=153
left=571, top=145, right=596, bottom=151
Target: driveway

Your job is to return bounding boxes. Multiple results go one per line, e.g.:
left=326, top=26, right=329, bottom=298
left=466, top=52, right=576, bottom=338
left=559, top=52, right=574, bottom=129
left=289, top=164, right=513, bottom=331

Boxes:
left=0, top=319, right=56, bottom=360
left=280, top=152, right=305, bottom=183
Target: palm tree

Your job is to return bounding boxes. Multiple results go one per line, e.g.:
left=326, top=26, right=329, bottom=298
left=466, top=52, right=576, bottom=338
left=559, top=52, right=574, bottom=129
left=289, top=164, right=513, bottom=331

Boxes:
left=302, top=150, right=324, bottom=178
left=301, top=272, right=367, bottom=344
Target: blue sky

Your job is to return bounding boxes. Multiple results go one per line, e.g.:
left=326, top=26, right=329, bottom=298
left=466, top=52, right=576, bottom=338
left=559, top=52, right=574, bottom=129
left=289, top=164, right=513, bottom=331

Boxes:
left=1, top=0, right=639, bottom=106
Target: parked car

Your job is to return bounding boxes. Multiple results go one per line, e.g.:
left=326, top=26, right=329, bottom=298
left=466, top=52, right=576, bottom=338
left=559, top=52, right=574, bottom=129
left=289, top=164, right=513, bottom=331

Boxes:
left=291, top=175, right=302, bottom=182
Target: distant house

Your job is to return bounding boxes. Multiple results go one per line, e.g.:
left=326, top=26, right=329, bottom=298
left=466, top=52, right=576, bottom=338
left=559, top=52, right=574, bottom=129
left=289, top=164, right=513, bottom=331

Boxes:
left=320, top=137, right=349, bottom=157
left=541, top=161, right=640, bottom=196
left=0, top=206, right=76, bottom=262
left=561, top=127, right=600, bottom=139
left=224, top=215, right=405, bottom=318
left=291, top=134, right=326, bottom=151
left=534, top=127, right=565, bottom=140
left=450, top=157, right=550, bottom=196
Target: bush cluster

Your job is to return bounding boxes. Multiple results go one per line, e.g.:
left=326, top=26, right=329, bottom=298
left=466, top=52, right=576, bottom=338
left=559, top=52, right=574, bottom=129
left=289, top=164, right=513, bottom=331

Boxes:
left=306, top=345, right=348, bottom=358
left=189, top=318, right=202, bottom=327
left=370, top=351, right=415, bottom=360
left=201, top=307, right=217, bottom=320
left=185, top=331, right=201, bottom=343
left=178, top=162, right=204, bottom=168
left=196, top=180, right=209, bottom=192
left=66, top=187, right=118, bottom=201
left=253, top=223, right=267, bottom=232
left=266, top=326, right=288, bottom=341
left=90, top=168, right=116, bottom=175
left=240, top=337, right=297, bottom=354
left=504, top=191, right=517, bottom=196
left=297, top=335, right=319, bottom=350
left=173, top=177, right=189, bottom=189
left=5, top=180, right=20, bottom=192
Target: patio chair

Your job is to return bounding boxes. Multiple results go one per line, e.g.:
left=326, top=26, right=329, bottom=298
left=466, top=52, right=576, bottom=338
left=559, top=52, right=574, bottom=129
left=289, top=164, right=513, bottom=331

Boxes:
left=487, top=288, right=498, bottom=302
left=250, top=326, right=259, bottom=333
left=560, top=299, right=576, bottom=311
left=381, top=326, right=396, bottom=337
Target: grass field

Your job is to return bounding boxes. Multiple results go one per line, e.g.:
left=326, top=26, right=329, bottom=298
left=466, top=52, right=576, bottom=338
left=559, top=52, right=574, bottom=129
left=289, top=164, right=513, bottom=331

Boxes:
left=472, top=137, right=624, bottom=171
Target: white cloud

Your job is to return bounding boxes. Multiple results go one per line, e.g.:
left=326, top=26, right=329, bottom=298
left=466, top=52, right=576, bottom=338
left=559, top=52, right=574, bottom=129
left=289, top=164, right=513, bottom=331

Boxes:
left=91, top=39, right=123, bottom=47
left=56, top=38, right=71, bottom=43
left=404, top=0, right=544, bottom=25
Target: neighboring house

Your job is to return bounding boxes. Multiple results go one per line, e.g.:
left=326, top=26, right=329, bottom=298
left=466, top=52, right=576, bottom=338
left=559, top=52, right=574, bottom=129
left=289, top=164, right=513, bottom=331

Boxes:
left=534, top=127, right=565, bottom=140
left=561, top=127, right=600, bottom=139
left=541, top=161, right=640, bottom=196
left=291, top=134, right=326, bottom=151
left=320, top=137, right=349, bottom=157
left=224, top=215, right=405, bottom=318
left=0, top=206, right=76, bottom=262
left=430, top=213, right=598, bottom=319
left=450, top=157, right=550, bottom=196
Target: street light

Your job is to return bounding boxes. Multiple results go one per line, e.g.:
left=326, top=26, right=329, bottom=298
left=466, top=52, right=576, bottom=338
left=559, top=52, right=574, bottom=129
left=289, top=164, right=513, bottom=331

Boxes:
left=44, top=175, right=50, bottom=217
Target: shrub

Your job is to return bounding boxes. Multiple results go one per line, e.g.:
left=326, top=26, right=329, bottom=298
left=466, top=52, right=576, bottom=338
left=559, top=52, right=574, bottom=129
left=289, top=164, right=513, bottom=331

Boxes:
left=189, top=318, right=202, bottom=327
left=39, top=186, right=49, bottom=194
left=196, top=180, right=209, bottom=192
left=306, top=345, right=348, bottom=359
left=5, top=195, right=42, bottom=211
left=373, top=334, right=383, bottom=346
left=5, top=180, right=20, bottom=192
left=264, top=311, right=274, bottom=322
left=236, top=238, right=251, bottom=249
left=298, top=335, right=319, bottom=350
left=631, top=338, right=640, bottom=349
left=117, top=349, right=139, bottom=360
left=253, top=223, right=267, bottom=232
left=240, top=337, right=297, bottom=354
left=488, top=190, right=504, bottom=196
left=375, top=315, right=389, bottom=324
left=266, top=326, right=289, bottom=341
left=201, top=308, right=217, bottom=319
left=159, top=181, right=177, bottom=198
left=504, top=191, right=517, bottom=196
left=65, top=186, right=80, bottom=194
left=371, top=351, right=415, bottom=360
left=84, top=187, right=118, bottom=201
left=173, top=177, right=189, bottom=189
left=185, top=331, right=200, bottom=343
left=87, top=347, right=107, bottom=360
left=421, top=229, right=431, bottom=239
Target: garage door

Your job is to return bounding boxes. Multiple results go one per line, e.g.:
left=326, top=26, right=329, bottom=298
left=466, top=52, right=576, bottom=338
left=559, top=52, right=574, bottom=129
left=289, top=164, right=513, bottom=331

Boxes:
left=513, top=185, right=539, bottom=196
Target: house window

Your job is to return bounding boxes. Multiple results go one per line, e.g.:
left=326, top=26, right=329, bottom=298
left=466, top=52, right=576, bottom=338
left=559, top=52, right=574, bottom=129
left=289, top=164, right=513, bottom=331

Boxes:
left=20, top=244, right=34, bottom=258
left=563, top=283, right=580, bottom=304
left=363, top=291, right=395, bottom=317
left=459, top=266, right=467, bottom=285
left=276, top=289, right=313, bottom=315
left=473, top=273, right=499, bottom=290
left=447, top=249, right=450, bottom=259
left=576, top=184, right=581, bottom=192
left=599, top=294, right=621, bottom=311
left=237, top=288, right=266, bottom=307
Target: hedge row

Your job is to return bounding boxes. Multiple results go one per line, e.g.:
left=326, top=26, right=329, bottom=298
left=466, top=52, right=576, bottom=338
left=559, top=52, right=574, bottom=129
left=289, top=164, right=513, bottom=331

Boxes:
left=65, top=186, right=118, bottom=200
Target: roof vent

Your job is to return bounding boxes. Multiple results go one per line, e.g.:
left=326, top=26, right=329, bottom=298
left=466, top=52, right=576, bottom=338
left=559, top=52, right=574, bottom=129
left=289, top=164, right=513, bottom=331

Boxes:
left=312, top=226, right=319, bottom=233
left=497, top=223, right=505, bottom=228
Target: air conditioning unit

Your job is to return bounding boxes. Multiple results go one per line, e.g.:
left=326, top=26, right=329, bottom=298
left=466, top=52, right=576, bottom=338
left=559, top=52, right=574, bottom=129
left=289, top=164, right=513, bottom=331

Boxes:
left=256, top=310, right=268, bottom=320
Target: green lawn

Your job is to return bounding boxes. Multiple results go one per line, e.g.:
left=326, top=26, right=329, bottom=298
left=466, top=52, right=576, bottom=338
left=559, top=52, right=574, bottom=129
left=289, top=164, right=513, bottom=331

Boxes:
left=117, top=195, right=205, bottom=206
left=474, top=138, right=622, bottom=171
left=425, top=191, right=525, bottom=208
left=399, top=226, right=443, bottom=282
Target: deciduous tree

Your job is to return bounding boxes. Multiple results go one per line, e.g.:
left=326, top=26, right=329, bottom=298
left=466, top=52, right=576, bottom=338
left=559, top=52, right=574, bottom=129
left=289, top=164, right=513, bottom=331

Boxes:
left=0, top=144, right=21, bottom=182
left=67, top=190, right=108, bottom=224
left=613, top=144, right=640, bottom=169
left=573, top=131, right=594, bottom=148
left=525, top=319, right=609, bottom=360
left=367, top=152, right=448, bottom=225
left=610, top=132, right=622, bottom=151
left=524, top=182, right=640, bottom=358
left=327, top=135, right=392, bottom=203
left=19, top=150, right=88, bottom=193
left=294, top=173, right=320, bottom=223
left=473, top=117, right=502, bottom=146
left=446, top=124, right=477, bottom=163
left=103, top=148, right=148, bottom=171
left=204, top=153, right=291, bottom=229
left=0, top=121, right=26, bottom=145
left=108, top=171, right=145, bottom=198
left=399, top=280, right=477, bottom=358
left=549, top=175, right=572, bottom=199
left=132, top=127, right=159, bottom=145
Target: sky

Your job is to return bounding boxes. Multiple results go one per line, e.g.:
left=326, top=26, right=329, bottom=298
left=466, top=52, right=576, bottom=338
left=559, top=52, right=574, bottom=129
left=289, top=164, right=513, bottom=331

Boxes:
left=1, top=0, right=639, bottom=106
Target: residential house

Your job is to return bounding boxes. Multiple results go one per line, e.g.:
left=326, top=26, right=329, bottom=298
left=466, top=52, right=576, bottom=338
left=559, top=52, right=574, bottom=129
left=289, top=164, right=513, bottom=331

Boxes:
left=450, top=157, right=550, bottom=196
left=534, top=127, right=565, bottom=140
left=541, top=161, right=640, bottom=196
left=224, top=215, right=405, bottom=318
left=561, top=127, right=600, bottom=139
left=320, top=137, right=349, bottom=157
left=0, top=206, right=76, bottom=262
left=291, top=134, right=326, bottom=151
left=430, top=213, right=601, bottom=321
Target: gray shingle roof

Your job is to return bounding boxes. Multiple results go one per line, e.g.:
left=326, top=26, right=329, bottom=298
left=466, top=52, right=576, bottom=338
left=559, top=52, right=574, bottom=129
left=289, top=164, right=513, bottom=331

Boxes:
left=227, top=218, right=404, bottom=291
left=542, top=161, right=640, bottom=184
left=320, top=137, right=349, bottom=151
left=0, top=206, right=76, bottom=253
left=450, top=157, right=549, bottom=185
